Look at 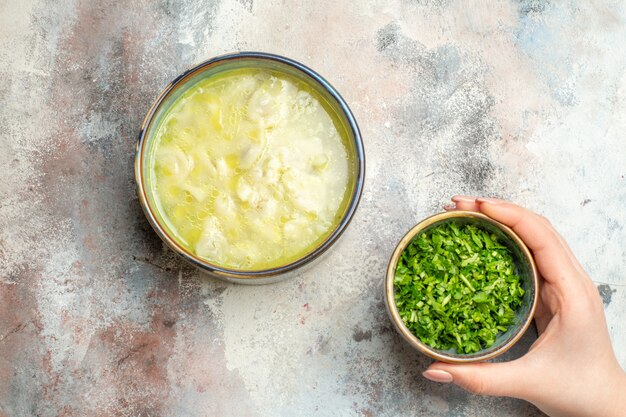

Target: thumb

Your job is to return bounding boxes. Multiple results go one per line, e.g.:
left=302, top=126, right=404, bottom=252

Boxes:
left=423, top=360, right=531, bottom=398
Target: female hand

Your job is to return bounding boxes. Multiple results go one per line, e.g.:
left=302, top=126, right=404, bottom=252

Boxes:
left=422, top=196, right=626, bottom=417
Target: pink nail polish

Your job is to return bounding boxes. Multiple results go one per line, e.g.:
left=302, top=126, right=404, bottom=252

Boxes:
left=423, top=369, right=453, bottom=383
left=443, top=204, right=455, bottom=211
left=451, top=195, right=476, bottom=203
left=476, top=197, right=502, bottom=204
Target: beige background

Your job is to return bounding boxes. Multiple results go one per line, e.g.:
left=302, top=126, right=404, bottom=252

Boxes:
left=1, top=1, right=625, bottom=416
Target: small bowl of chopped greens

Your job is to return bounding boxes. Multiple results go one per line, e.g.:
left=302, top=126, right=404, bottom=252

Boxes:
left=385, top=211, right=539, bottom=363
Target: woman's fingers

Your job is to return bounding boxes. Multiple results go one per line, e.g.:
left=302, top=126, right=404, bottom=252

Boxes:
left=442, top=196, right=581, bottom=288
left=474, top=198, right=581, bottom=288
left=424, top=360, right=532, bottom=398
left=551, top=226, right=589, bottom=278
left=450, top=195, right=481, bottom=212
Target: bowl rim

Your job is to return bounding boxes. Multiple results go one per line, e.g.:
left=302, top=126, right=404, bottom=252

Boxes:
left=385, top=210, right=539, bottom=363
left=135, top=52, right=365, bottom=280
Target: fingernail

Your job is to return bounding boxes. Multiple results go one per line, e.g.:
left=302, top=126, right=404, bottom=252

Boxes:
left=476, top=197, right=501, bottom=205
left=451, top=195, right=476, bottom=203
left=423, top=369, right=453, bottom=383
left=443, top=204, right=456, bottom=211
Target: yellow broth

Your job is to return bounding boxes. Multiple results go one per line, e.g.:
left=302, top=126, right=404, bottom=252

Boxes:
left=146, top=68, right=355, bottom=270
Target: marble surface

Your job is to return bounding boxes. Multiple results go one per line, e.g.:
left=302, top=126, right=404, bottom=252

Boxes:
left=1, top=1, right=625, bottom=416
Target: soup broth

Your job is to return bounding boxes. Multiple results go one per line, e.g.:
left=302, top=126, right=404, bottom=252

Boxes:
left=147, top=68, right=355, bottom=270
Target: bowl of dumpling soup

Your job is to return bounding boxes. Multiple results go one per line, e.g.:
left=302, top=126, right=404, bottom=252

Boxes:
left=135, top=52, right=364, bottom=283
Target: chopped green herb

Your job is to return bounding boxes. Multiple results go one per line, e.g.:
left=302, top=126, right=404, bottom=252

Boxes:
left=394, top=222, right=525, bottom=354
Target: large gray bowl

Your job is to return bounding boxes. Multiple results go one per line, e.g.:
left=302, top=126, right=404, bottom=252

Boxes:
left=135, top=52, right=365, bottom=284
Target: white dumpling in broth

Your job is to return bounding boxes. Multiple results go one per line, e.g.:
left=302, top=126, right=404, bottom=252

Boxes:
left=156, top=146, right=194, bottom=181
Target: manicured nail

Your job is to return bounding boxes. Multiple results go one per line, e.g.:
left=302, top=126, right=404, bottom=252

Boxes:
left=451, top=195, right=476, bottom=203
left=443, top=204, right=456, bottom=211
left=476, top=197, right=502, bottom=205
left=423, top=369, right=453, bottom=383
